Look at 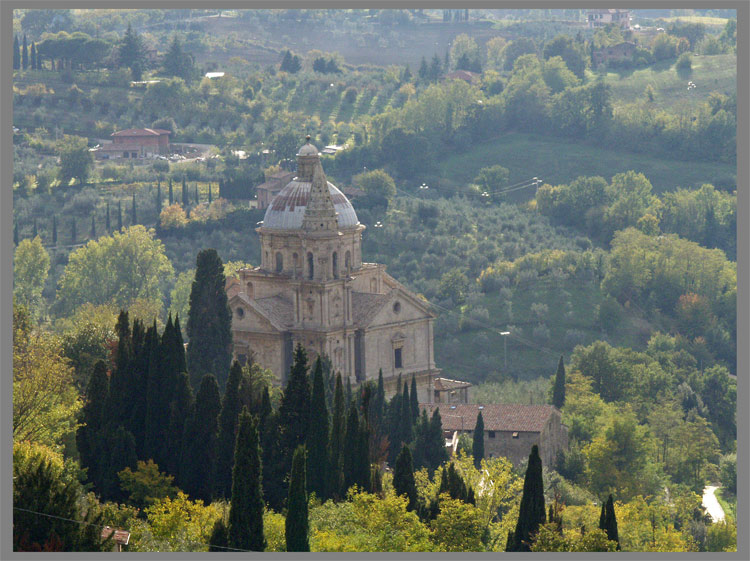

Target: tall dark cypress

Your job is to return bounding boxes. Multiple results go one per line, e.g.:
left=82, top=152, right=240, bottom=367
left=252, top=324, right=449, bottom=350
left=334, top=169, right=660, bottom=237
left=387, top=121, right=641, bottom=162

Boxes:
left=90, top=214, right=96, bottom=239
left=343, top=405, right=361, bottom=492
left=195, top=184, right=199, bottom=204
left=14, top=221, right=18, bottom=245
left=551, top=355, right=566, bottom=409
left=168, top=178, right=174, bottom=204
left=373, top=369, right=385, bottom=432
left=52, top=215, right=57, bottom=245
left=387, top=381, right=403, bottom=465
left=507, top=445, right=546, bottom=552
left=166, top=372, right=193, bottom=476
left=71, top=218, right=77, bottom=244
left=182, top=176, right=188, bottom=206
left=143, top=320, right=167, bottom=468
left=393, top=444, right=418, bottom=511
left=30, top=42, right=36, bottom=70
left=472, top=411, right=485, bottom=469
left=327, top=372, right=345, bottom=500
left=130, top=323, right=157, bottom=457
left=400, top=382, right=413, bottom=445
left=103, top=425, right=137, bottom=502
left=208, top=182, right=212, bottom=203
left=173, top=314, right=187, bottom=374
left=428, top=409, right=448, bottom=474
left=277, top=344, right=311, bottom=490
left=156, top=181, right=162, bottom=214
left=77, top=361, right=110, bottom=490
left=13, top=35, right=20, bottom=70
left=131, top=193, right=137, bottom=224
left=599, top=494, right=620, bottom=550
left=105, top=202, right=110, bottom=231
left=107, top=311, right=133, bottom=432
left=179, top=374, right=221, bottom=503
left=410, top=374, right=419, bottom=421
left=215, top=361, right=244, bottom=499
left=306, top=357, right=329, bottom=499
left=285, top=446, right=310, bottom=552
left=228, top=408, right=265, bottom=551
left=117, top=200, right=122, bottom=230
left=186, top=249, right=232, bottom=391
left=32, top=218, right=37, bottom=238
left=22, top=34, right=28, bottom=70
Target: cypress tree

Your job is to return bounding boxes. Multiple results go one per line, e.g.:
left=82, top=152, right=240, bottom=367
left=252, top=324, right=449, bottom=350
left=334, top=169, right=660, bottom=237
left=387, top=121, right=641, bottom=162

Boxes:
left=168, top=178, right=174, bottom=204
left=143, top=319, right=173, bottom=469
left=428, top=409, right=448, bottom=474
left=128, top=322, right=155, bottom=458
left=215, top=361, right=244, bottom=499
left=173, top=314, right=187, bottom=374
left=71, top=218, right=77, bottom=244
left=373, top=369, right=385, bottom=431
left=179, top=374, right=221, bottom=502
left=306, top=357, right=329, bottom=499
left=30, top=42, right=37, bottom=70
left=32, top=218, right=37, bottom=238
left=186, top=248, right=232, bottom=391
left=410, top=374, right=419, bottom=421
left=182, top=176, right=188, bottom=206
left=551, top=355, right=566, bottom=409
left=472, top=410, right=485, bottom=469
left=77, top=361, right=110, bottom=489
left=285, top=446, right=310, bottom=552
left=131, top=193, right=137, bottom=224
left=105, top=202, right=110, bottom=231
left=278, top=344, right=311, bottom=482
left=599, top=494, right=620, bottom=550
left=13, top=221, right=18, bottom=245
left=156, top=181, right=162, bottom=214
left=165, top=372, right=193, bottom=477
left=106, top=311, right=133, bottom=433
left=208, top=518, right=228, bottom=552
left=393, top=444, right=418, bottom=511
left=90, top=214, right=96, bottom=239
left=22, top=34, right=28, bottom=70
left=13, top=35, right=20, bottom=70
left=400, top=382, right=413, bottom=445
left=507, top=445, right=546, bottom=552
left=117, top=200, right=122, bottom=230
left=195, top=183, right=199, bottom=204
left=345, top=375, right=352, bottom=404
left=208, top=182, right=212, bottom=203
left=327, top=372, right=345, bottom=499
left=52, top=215, right=57, bottom=245
left=103, top=425, right=138, bottom=502
left=387, top=381, right=403, bottom=465
left=260, top=408, right=285, bottom=511
left=343, top=405, right=360, bottom=491
left=228, top=408, right=265, bottom=551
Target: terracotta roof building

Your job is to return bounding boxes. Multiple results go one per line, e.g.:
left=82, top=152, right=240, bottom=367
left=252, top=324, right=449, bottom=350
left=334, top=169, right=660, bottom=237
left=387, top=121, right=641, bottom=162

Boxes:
left=587, top=8, right=631, bottom=29
left=419, top=403, right=568, bottom=467
left=96, top=128, right=171, bottom=159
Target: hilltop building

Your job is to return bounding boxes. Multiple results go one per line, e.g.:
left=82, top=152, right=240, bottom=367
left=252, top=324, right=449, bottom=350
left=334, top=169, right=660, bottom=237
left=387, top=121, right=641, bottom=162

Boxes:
left=587, top=8, right=631, bottom=29
left=227, top=138, right=442, bottom=400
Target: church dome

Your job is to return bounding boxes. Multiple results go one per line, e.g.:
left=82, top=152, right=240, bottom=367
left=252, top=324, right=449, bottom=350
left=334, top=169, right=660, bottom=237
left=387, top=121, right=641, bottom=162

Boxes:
left=261, top=179, right=360, bottom=230
left=297, top=143, right=319, bottom=156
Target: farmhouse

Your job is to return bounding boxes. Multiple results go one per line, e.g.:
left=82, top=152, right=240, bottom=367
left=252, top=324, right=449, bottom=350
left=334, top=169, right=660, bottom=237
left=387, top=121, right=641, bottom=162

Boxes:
left=228, top=138, right=443, bottom=401
left=419, top=403, right=568, bottom=467
left=592, top=41, right=637, bottom=66
left=95, top=128, right=171, bottom=160
left=587, top=8, right=631, bottom=29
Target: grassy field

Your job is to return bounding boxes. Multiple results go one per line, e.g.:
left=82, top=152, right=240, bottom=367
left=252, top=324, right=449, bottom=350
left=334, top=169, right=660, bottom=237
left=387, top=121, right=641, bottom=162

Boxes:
left=601, top=54, right=736, bottom=112
left=434, top=276, right=650, bottom=384
left=660, top=16, right=730, bottom=26
left=437, top=132, right=735, bottom=197
left=715, top=488, right=737, bottom=522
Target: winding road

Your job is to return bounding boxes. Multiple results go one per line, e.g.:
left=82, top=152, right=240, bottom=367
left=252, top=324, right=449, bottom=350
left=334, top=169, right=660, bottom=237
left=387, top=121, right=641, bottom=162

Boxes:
left=702, top=486, right=725, bottom=523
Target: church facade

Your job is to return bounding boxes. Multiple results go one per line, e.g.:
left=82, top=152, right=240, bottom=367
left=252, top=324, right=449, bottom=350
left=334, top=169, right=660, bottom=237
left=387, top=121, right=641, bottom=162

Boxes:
left=227, top=139, right=441, bottom=401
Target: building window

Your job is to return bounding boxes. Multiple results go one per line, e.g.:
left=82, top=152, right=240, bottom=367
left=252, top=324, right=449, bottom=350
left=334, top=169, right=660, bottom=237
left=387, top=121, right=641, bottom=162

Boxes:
left=488, top=431, right=496, bottom=438
left=332, top=252, right=338, bottom=278
left=246, top=282, right=254, bottom=299
left=512, top=432, right=519, bottom=439
left=394, top=347, right=402, bottom=369
left=434, top=390, right=440, bottom=402
left=275, top=252, right=283, bottom=273
left=307, top=252, right=314, bottom=279
left=345, top=250, right=351, bottom=271
left=393, top=301, right=401, bottom=314
left=236, top=307, right=245, bottom=318
left=293, top=253, right=299, bottom=271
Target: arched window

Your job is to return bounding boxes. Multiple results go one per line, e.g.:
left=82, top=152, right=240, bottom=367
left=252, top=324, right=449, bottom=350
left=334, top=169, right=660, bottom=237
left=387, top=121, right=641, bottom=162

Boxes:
left=345, top=250, right=351, bottom=272
left=332, top=252, right=338, bottom=279
left=370, top=278, right=378, bottom=292
left=275, top=252, right=283, bottom=273
left=246, top=282, right=254, bottom=299
left=293, top=252, right=299, bottom=268
left=307, top=252, right=314, bottom=279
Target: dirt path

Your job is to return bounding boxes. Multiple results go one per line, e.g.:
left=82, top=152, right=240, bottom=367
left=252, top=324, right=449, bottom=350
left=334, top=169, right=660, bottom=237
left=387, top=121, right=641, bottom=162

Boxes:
left=702, top=485, right=725, bottom=523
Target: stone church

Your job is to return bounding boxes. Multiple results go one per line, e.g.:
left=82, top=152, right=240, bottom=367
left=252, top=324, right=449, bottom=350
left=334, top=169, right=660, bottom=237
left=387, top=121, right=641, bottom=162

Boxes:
left=226, top=139, right=442, bottom=401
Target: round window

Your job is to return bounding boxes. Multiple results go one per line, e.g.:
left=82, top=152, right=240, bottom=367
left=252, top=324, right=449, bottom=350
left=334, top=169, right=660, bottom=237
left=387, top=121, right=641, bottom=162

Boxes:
left=236, top=307, right=245, bottom=318
left=393, top=301, right=401, bottom=314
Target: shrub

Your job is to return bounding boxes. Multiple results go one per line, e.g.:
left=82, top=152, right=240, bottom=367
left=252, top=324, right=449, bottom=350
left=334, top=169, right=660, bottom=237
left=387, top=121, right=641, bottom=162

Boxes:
left=532, top=323, right=550, bottom=343
left=675, top=52, right=692, bottom=72
left=343, top=86, right=358, bottom=103
left=159, top=203, right=188, bottom=229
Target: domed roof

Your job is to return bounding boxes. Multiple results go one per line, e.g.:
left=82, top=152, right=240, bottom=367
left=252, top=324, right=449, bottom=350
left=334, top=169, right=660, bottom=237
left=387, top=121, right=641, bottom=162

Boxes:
left=261, top=179, right=360, bottom=230
left=297, top=143, right=319, bottom=156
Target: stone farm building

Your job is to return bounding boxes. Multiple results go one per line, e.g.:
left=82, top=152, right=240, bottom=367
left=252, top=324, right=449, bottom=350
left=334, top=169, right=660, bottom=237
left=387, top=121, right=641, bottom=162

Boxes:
left=592, top=41, right=637, bottom=66
left=419, top=403, right=568, bottom=468
left=587, top=8, right=631, bottom=29
left=95, top=128, right=171, bottom=160
left=227, top=139, right=442, bottom=401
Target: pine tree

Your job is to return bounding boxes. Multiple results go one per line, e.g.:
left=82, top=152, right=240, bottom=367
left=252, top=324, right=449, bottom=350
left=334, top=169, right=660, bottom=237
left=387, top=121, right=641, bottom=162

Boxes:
left=162, top=35, right=193, bottom=82
left=182, top=176, right=188, bottom=206
left=77, top=361, right=110, bottom=489
left=105, top=202, right=110, bottom=231
left=278, top=344, right=311, bottom=491
left=119, top=23, right=146, bottom=80
left=52, top=215, right=57, bottom=245
left=186, top=248, right=232, bottom=390
left=156, top=181, right=162, bottom=214
left=215, top=361, right=244, bottom=499
left=599, top=494, right=620, bottom=550
left=306, top=357, right=329, bottom=499
left=117, top=200, right=122, bottom=230
left=168, top=178, right=174, bottom=204
left=30, top=43, right=37, bottom=70
left=472, top=411, right=485, bottom=468
left=90, top=214, right=95, bottom=239
left=228, top=408, right=265, bottom=551
left=327, top=372, right=346, bottom=499
left=179, top=374, right=221, bottom=502
left=418, top=55, right=428, bottom=81
left=410, top=374, right=419, bottom=421
left=551, top=355, right=566, bottom=409
left=393, top=444, right=418, bottom=511
left=22, top=34, right=28, bottom=70
left=507, top=445, right=546, bottom=552
left=285, top=446, right=310, bottom=552
left=13, top=35, right=20, bottom=70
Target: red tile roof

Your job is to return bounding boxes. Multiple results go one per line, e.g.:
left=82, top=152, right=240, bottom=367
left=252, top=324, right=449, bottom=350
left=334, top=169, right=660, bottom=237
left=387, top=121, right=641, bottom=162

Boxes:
left=111, top=128, right=171, bottom=137
left=420, top=403, right=558, bottom=433
left=101, top=526, right=130, bottom=545
left=434, top=377, right=472, bottom=391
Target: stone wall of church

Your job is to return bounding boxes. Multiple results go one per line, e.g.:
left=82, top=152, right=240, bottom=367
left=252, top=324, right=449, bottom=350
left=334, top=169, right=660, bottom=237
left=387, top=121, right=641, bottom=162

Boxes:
left=362, top=317, right=434, bottom=381
left=233, top=331, right=286, bottom=382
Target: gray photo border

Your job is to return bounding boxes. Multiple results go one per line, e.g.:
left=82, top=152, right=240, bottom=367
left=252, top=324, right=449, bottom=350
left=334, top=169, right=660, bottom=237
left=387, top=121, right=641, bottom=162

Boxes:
left=1, top=0, right=747, bottom=560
